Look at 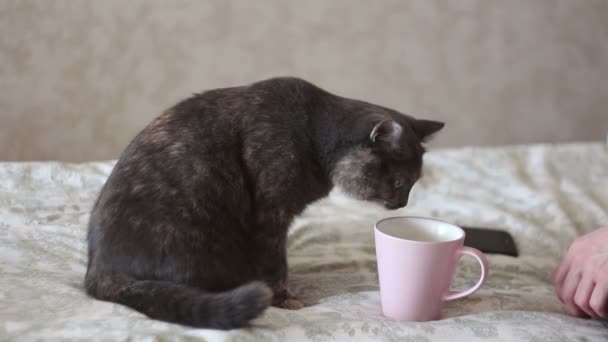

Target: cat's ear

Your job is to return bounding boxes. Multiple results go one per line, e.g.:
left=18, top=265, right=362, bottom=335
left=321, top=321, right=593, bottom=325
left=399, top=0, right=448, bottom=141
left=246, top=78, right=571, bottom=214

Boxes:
left=370, top=120, right=403, bottom=150
left=412, top=119, right=444, bottom=141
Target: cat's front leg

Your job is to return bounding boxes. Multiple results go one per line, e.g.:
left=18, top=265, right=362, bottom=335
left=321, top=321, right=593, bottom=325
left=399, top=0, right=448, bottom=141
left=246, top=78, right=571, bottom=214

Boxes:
left=264, top=248, right=304, bottom=310
left=253, top=214, right=304, bottom=310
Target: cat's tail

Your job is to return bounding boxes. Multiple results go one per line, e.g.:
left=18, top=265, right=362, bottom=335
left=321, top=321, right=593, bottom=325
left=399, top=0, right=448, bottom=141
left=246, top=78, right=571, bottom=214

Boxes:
left=85, top=275, right=273, bottom=329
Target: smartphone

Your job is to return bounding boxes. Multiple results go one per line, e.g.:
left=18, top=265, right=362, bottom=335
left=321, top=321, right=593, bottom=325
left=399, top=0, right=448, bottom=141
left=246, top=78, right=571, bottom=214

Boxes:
left=461, top=226, right=519, bottom=257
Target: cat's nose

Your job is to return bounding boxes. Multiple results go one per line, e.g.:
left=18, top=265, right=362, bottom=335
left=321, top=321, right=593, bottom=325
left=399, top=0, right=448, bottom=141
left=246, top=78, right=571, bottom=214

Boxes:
left=397, top=198, right=408, bottom=207
left=384, top=198, right=408, bottom=210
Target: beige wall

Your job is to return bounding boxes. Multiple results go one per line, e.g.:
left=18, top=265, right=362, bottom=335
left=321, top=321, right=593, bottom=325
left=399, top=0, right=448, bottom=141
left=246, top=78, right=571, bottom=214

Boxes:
left=1, top=0, right=607, bottom=161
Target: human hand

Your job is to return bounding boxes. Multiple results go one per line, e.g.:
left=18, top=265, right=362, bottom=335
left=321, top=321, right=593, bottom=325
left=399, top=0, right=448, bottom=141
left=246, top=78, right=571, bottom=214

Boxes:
left=553, top=226, right=608, bottom=318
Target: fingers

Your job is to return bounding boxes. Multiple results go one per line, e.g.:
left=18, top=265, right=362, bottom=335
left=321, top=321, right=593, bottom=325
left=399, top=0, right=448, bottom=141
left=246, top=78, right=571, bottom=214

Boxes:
left=553, top=258, right=571, bottom=293
left=560, top=269, right=588, bottom=318
left=589, top=281, right=608, bottom=318
left=573, top=275, right=597, bottom=318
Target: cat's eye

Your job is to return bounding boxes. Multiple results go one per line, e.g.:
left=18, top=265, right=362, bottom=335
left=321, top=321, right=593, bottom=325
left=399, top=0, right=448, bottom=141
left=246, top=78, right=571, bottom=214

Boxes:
left=394, top=179, right=403, bottom=189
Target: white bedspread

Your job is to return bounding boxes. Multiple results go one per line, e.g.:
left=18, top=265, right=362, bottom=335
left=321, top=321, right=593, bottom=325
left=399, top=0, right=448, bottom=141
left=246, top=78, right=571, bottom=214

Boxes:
left=1, top=143, right=608, bottom=341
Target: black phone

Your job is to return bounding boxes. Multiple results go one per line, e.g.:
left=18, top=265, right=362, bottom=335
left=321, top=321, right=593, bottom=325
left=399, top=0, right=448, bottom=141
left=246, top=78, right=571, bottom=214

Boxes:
left=461, top=226, right=519, bottom=257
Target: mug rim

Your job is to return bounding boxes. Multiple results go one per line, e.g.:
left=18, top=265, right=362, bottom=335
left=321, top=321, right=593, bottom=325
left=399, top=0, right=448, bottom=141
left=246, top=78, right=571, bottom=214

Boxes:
left=374, top=216, right=465, bottom=245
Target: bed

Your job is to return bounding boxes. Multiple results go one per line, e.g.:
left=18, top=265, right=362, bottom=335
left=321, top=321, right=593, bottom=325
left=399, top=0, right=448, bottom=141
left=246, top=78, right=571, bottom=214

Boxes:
left=1, top=142, right=608, bottom=341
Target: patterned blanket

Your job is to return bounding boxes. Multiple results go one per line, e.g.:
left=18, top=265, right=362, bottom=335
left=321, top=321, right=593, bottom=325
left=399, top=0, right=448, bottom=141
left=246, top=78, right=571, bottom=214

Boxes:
left=1, top=143, right=607, bottom=341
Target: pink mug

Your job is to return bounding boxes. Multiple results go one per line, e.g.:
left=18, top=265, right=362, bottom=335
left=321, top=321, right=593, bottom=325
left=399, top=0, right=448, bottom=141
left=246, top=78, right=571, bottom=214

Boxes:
left=374, top=216, right=489, bottom=321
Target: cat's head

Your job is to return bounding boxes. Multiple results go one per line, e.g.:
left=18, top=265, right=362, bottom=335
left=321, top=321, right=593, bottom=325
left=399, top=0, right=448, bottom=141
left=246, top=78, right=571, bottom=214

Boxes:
left=331, top=117, right=444, bottom=210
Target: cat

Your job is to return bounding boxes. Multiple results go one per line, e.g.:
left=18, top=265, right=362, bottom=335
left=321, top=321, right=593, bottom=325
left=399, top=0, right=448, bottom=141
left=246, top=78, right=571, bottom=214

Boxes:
left=84, top=77, right=444, bottom=329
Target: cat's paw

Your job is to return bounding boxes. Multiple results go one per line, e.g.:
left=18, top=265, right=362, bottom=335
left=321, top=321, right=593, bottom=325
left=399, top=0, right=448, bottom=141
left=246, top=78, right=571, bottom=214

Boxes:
left=271, top=287, right=304, bottom=310
left=276, top=297, right=305, bottom=310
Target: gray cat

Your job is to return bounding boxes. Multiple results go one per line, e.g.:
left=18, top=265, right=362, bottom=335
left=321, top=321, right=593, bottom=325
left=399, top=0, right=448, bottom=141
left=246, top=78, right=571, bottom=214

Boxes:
left=85, top=77, right=444, bottom=329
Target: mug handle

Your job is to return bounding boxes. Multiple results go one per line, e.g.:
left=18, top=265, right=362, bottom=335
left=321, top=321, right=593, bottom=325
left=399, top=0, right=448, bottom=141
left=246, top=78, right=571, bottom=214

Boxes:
left=443, top=246, right=489, bottom=301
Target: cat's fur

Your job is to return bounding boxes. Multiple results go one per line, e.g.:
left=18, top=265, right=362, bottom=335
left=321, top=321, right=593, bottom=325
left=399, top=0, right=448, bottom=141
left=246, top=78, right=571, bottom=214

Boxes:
left=85, top=77, right=444, bottom=329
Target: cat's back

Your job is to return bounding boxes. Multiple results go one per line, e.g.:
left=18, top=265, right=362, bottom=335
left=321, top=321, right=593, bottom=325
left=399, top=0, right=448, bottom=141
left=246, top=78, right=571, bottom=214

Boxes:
left=139, top=77, right=320, bottom=146
left=95, top=77, right=323, bottom=205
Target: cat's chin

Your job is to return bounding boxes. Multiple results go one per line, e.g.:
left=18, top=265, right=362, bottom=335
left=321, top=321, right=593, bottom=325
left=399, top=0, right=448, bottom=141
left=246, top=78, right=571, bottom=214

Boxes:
left=367, top=199, right=405, bottom=211
left=352, top=197, right=404, bottom=211
left=329, top=186, right=408, bottom=210
left=361, top=198, right=403, bottom=210
left=383, top=202, right=404, bottom=210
